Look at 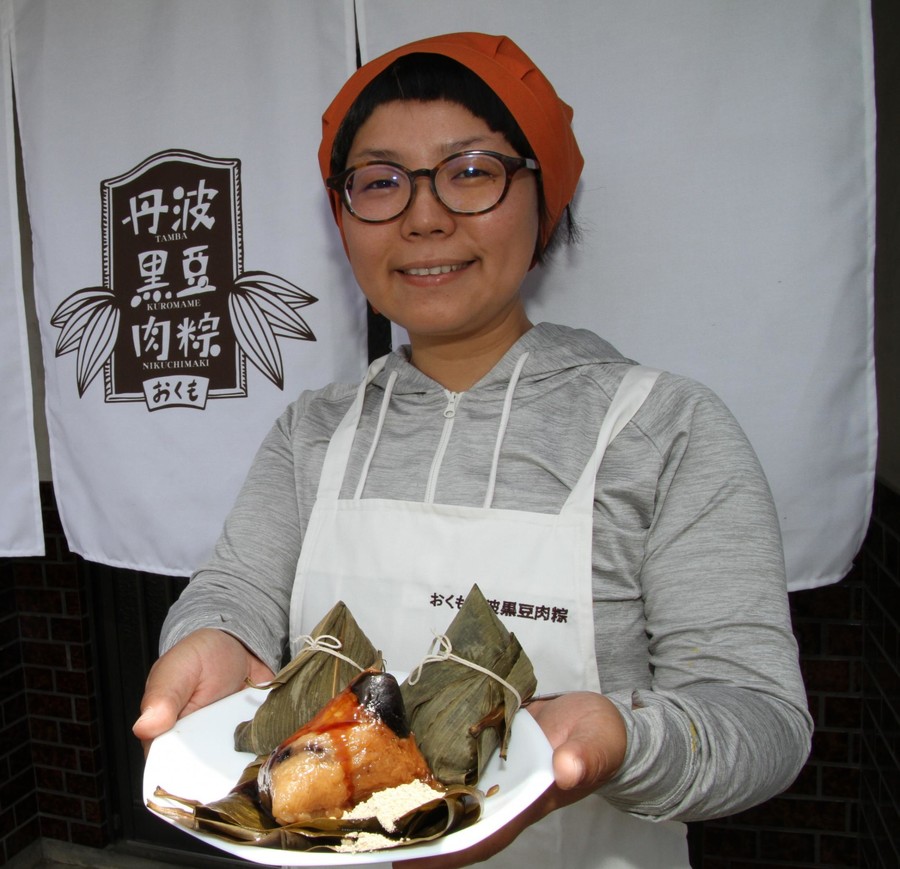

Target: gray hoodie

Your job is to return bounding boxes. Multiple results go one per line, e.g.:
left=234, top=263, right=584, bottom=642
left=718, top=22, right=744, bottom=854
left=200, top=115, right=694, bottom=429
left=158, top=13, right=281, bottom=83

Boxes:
left=161, top=322, right=811, bottom=821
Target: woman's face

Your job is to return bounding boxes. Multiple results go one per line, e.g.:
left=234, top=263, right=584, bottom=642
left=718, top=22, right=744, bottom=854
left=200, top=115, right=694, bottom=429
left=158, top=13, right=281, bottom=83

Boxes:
left=341, top=100, right=539, bottom=347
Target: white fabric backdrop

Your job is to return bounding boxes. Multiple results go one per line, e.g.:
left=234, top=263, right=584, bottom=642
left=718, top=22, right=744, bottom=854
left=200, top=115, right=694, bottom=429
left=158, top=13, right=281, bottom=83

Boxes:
left=360, top=0, right=877, bottom=591
left=4, top=0, right=876, bottom=589
left=11, top=0, right=364, bottom=574
left=0, top=0, right=42, bottom=556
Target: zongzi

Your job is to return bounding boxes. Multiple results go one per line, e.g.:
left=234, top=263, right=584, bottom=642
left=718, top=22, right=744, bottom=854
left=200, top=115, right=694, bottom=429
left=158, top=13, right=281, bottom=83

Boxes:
left=257, top=670, right=435, bottom=825
left=400, top=585, right=537, bottom=785
left=233, top=601, right=382, bottom=755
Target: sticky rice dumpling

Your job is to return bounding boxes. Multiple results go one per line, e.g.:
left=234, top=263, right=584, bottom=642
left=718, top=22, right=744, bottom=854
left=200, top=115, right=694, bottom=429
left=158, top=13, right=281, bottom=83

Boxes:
left=234, top=601, right=381, bottom=755
left=400, top=585, right=537, bottom=785
left=257, top=670, right=434, bottom=824
left=149, top=667, right=481, bottom=852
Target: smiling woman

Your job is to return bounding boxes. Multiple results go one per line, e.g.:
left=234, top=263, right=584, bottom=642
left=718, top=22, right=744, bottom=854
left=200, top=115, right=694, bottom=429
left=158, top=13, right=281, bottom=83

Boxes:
left=139, top=31, right=812, bottom=869
left=338, top=100, right=539, bottom=384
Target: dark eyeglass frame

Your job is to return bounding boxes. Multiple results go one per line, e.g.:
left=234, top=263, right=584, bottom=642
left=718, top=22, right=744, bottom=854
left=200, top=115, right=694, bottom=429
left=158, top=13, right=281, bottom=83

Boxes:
left=325, top=149, right=540, bottom=224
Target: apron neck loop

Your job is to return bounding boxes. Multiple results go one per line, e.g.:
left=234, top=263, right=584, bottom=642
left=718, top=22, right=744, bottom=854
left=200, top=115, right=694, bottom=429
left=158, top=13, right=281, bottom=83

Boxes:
left=562, top=365, right=661, bottom=517
left=483, top=352, right=530, bottom=509
left=315, top=356, right=388, bottom=502
left=354, top=369, right=398, bottom=499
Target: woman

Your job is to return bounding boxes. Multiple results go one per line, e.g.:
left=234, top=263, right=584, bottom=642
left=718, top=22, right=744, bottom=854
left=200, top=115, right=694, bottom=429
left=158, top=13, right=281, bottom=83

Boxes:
left=135, top=32, right=812, bottom=868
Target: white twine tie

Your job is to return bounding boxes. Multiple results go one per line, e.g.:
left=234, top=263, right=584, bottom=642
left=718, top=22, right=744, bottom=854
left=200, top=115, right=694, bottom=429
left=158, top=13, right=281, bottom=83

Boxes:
left=247, top=635, right=367, bottom=690
left=291, top=633, right=368, bottom=671
left=407, top=634, right=522, bottom=715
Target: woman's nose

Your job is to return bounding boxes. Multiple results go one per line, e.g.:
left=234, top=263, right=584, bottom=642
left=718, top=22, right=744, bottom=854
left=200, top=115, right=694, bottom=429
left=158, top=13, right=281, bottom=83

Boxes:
left=400, top=177, right=456, bottom=237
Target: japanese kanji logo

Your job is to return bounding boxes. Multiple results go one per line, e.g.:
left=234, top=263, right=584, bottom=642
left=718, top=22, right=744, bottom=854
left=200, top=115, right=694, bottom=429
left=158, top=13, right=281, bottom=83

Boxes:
left=50, top=149, right=317, bottom=410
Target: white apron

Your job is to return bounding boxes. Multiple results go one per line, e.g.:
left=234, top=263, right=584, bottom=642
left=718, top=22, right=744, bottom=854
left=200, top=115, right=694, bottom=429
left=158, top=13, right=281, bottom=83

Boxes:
left=289, top=355, right=689, bottom=869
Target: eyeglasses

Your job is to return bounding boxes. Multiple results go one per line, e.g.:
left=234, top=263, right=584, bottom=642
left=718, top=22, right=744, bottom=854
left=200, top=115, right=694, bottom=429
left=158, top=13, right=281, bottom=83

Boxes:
left=326, top=150, right=540, bottom=224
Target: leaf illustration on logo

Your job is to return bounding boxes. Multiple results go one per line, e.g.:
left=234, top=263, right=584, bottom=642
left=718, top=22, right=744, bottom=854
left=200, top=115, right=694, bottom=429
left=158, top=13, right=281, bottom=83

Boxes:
left=229, top=290, right=285, bottom=389
left=235, top=271, right=317, bottom=312
left=228, top=273, right=317, bottom=389
left=49, top=287, right=120, bottom=396
left=75, top=304, right=120, bottom=397
left=50, top=287, right=116, bottom=357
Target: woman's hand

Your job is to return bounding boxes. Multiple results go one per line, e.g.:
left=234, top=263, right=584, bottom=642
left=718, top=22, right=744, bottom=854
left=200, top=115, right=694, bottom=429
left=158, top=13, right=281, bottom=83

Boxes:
left=132, top=628, right=275, bottom=753
left=399, top=691, right=627, bottom=869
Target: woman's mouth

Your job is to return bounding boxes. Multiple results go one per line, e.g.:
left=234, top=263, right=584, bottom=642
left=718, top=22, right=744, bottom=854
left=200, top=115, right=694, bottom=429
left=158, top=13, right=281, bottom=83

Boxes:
left=400, top=262, right=471, bottom=276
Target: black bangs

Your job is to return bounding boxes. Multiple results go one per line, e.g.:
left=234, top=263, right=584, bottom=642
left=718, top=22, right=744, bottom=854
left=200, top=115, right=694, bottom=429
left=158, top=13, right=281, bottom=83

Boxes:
left=329, top=54, right=534, bottom=175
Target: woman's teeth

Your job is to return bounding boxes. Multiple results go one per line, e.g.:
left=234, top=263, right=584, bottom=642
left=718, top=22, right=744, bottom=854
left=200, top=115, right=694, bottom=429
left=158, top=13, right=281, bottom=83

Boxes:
left=403, top=263, right=467, bottom=276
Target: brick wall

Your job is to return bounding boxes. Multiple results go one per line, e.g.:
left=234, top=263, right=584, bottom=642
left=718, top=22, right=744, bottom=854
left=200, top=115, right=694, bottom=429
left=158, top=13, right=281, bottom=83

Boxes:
left=859, top=484, right=900, bottom=867
left=0, top=484, right=109, bottom=867
left=0, top=556, right=36, bottom=863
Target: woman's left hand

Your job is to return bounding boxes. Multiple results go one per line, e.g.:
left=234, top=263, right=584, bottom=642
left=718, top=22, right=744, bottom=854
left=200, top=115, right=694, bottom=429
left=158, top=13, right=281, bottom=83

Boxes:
left=398, top=691, right=627, bottom=868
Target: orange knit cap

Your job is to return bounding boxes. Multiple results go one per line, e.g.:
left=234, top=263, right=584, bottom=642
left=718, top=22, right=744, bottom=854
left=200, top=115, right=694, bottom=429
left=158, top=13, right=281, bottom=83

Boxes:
left=318, top=32, right=584, bottom=251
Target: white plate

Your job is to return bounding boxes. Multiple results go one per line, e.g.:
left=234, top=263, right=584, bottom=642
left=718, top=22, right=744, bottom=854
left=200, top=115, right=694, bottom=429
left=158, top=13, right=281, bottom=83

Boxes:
left=143, top=686, right=554, bottom=865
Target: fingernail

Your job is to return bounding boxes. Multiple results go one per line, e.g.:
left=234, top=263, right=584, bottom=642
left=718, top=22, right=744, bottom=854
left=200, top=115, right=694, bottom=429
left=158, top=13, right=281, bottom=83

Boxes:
left=571, top=757, right=586, bottom=783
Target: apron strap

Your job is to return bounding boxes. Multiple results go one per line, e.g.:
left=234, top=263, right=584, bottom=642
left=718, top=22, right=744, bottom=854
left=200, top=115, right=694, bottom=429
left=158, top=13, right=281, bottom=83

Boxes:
left=483, top=352, right=530, bottom=508
left=354, top=369, right=398, bottom=499
left=562, top=365, right=661, bottom=517
left=315, top=355, right=388, bottom=501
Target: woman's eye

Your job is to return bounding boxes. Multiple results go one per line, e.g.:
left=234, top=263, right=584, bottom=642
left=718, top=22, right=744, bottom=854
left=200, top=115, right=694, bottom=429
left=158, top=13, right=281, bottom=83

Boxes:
left=351, top=169, right=403, bottom=195
left=451, top=165, right=496, bottom=183
left=367, top=176, right=401, bottom=190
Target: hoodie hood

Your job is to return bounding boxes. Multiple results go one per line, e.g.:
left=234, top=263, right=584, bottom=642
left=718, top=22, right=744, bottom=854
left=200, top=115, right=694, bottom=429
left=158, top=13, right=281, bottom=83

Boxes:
left=375, top=323, right=631, bottom=396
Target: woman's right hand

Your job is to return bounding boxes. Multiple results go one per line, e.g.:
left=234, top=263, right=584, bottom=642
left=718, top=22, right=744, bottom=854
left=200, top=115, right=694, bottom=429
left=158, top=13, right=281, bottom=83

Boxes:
left=403, top=691, right=627, bottom=868
left=132, top=628, right=275, bottom=753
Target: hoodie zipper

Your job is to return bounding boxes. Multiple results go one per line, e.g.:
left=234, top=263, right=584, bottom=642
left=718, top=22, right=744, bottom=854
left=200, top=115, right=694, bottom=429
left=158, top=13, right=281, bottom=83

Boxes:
left=424, top=391, right=462, bottom=503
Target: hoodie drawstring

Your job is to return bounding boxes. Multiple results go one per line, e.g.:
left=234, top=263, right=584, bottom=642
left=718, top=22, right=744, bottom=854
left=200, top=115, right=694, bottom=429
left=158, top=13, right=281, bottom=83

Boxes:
left=353, top=353, right=530, bottom=507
